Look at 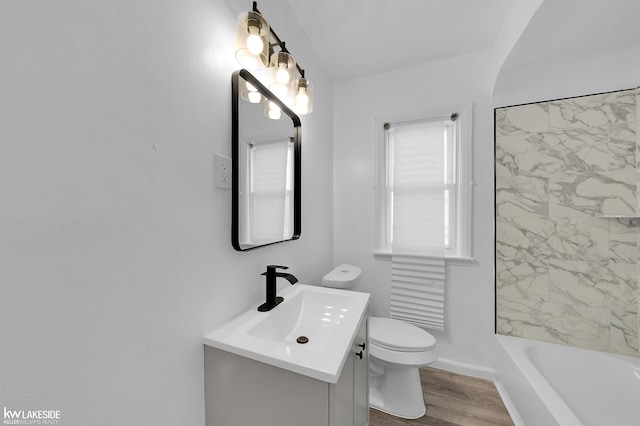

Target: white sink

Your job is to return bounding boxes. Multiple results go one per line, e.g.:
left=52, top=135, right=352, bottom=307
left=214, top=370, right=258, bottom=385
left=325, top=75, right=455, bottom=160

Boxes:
left=203, top=284, right=369, bottom=383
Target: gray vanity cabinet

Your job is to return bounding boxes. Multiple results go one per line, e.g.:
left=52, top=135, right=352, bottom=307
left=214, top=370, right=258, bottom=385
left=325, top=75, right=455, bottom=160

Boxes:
left=353, top=316, right=369, bottom=425
left=204, top=317, right=369, bottom=426
left=330, top=315, right=369, bottom=425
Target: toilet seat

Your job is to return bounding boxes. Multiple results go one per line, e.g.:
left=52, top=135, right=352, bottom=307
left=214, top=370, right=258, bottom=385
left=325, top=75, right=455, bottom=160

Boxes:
left=369, top=317, right=436, bottom=352
left=369, top=317, right=438, bottom=367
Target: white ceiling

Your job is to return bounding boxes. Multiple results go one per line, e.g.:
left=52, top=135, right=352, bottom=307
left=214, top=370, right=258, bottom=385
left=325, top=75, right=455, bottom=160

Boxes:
left=286, top=0, right=516, bottom=82
left=500, top=0, right=640, bottom=73
left=493, top=0, right=640, bottom=101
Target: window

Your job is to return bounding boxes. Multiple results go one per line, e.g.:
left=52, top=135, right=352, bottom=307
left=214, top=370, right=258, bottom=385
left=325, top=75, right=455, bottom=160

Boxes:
left=242, top=138, right=294, bottom=244
left=374, top=104, right=472, bottom=262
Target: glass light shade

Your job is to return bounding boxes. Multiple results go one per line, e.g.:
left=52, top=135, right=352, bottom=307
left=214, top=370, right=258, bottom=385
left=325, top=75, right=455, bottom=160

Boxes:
left=268, top=83, right=290, bottom=104
left=240, top=81, right=262, bottom=104
left=235, top=11, right=269, bottom=70
left=268, top=52, right=295, bottom=103
left=264, top=100, right=282, bottom=120
left=293, top=78, right=313, bottom=115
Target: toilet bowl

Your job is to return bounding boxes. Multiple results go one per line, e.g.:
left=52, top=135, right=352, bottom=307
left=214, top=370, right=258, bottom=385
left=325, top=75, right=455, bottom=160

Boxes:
left=321, top=264, right=439, bottom=419
left=368, top=317, right=438, bottom=419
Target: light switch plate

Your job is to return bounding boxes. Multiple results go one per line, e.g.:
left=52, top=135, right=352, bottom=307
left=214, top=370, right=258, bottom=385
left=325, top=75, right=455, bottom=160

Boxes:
left=214, top=153, right=232, bottom=189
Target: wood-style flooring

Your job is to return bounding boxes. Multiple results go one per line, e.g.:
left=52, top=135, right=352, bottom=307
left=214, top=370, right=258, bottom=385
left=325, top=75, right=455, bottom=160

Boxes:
left=370, top=367, right=515, bottom=426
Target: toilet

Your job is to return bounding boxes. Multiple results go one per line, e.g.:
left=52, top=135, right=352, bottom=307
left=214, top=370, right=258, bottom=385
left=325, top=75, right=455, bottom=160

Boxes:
left=322, top=264, right=439, bottom=419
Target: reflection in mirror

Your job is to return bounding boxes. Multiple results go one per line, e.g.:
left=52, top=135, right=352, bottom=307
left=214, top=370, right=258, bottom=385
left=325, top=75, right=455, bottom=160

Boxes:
left=232, top=69, right=301, bottom=251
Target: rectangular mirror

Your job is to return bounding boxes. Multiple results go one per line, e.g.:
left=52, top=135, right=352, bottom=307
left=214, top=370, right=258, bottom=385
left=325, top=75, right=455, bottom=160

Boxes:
left=232, top=69, right=301, bottom=251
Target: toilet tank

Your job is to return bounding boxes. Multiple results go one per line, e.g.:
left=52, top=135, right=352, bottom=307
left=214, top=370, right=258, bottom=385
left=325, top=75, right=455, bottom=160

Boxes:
left=322, top=264, right=362, bottom=289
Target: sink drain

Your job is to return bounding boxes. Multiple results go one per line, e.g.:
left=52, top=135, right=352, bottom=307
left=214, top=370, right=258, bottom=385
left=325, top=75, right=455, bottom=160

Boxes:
left=296, top=336, right=309, bottom=344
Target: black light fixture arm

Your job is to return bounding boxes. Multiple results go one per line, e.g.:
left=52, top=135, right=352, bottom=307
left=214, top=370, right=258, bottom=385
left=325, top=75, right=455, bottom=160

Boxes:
left=252, top=1, right=306, bottom=78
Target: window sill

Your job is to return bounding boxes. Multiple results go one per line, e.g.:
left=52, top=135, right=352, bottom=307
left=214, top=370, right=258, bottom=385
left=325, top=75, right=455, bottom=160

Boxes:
left=372, top=251, right=474, bottom=267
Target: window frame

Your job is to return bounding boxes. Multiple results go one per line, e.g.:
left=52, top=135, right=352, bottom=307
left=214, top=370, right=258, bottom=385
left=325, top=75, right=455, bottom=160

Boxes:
left=373, top=103, right=473, bottom=265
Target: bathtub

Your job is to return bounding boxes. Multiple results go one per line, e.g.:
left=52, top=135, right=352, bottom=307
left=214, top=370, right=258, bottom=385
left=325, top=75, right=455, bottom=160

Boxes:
left=495, top=335, right=640, bottom=426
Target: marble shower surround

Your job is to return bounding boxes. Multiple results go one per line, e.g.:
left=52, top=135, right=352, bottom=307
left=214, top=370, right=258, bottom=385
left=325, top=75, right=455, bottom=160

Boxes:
left=495, top=87, right=639, bottom=357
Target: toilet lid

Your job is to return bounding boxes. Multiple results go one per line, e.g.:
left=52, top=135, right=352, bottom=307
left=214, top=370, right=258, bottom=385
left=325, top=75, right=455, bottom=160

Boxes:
left=369, top=317, right=436, bottom=353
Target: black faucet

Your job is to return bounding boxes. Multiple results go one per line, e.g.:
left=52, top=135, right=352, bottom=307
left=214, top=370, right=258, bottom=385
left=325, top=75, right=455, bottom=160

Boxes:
left=258, top=265, right=298, bottom=312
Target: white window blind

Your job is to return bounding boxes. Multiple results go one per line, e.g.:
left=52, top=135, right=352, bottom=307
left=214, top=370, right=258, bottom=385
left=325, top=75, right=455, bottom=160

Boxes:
left=387, top=119, right=446, bottom=255
left=249, top=139, right=294, bottom=244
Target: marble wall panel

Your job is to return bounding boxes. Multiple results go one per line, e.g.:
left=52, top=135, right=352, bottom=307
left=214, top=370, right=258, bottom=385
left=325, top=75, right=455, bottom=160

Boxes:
left=497, top=298, right=610, bottom=351
left=547, top=260, right=636, bottom=312
left=546, top=217, right=609, bottom=261
left=495, top=133, right=554, bottom=178
left=496, top=258, right=548, bottom=302
left=548, top=90, right=635, bottom=131
left=496, top=176, right=548, bottom=216
left=496, top=217, right=551, bottom=260
left=609, top=219, right=640, bottom=263
left=497, top=216, right=609, bottom=262
left=495, top=87, right=639, bottom=358
left=495, top=129, right=613, bottom=178
left=544, top=128, right=610, bottom=172
left=495, top=102, right=549, bottom=137
left=609, top=124, right=636, bottom=170
left=548, top=170, right=637, bottom=216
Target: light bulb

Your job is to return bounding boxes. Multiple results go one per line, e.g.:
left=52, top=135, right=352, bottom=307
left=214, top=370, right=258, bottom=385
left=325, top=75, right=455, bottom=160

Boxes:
left=276, top=64, right=290, bottom=84
left=269, top=109, right=281, bottom=120
left=268, top=102, right=281, bottom=120
left=248, top=91, right=261, bottom=103
left=246, top=27, right=263, bottom=55
left=296, top=104, right=309, bottom=115
left=295, top=89, right=309, bottom=106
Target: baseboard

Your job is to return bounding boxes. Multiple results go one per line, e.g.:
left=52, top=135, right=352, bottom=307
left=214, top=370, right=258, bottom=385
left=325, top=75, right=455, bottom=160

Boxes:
left=430, top=358, right=496, bottom=381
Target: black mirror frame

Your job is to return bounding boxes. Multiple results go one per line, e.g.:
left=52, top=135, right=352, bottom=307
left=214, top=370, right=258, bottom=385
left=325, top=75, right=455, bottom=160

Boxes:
left=231, top=69, right=302, bottom=251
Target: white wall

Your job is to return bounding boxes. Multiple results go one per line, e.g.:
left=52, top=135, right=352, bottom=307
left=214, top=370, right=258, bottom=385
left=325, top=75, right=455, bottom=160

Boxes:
left=0, top=1, right=334, bottom=425
left=333, top=51, right=498, bottom=369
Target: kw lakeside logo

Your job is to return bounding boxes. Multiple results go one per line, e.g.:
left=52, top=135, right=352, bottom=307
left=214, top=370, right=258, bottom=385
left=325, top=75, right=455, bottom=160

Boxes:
left=3, top=407, right=61, bottom=425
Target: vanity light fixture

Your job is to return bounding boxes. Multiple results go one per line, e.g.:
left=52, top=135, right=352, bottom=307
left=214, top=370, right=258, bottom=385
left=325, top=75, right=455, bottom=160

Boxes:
left=235, top=1, right=313, bottom=118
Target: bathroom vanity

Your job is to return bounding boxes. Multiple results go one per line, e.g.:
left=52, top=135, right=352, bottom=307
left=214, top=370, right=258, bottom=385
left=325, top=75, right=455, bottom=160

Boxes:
left=203, top=284, right=370, bottom=426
